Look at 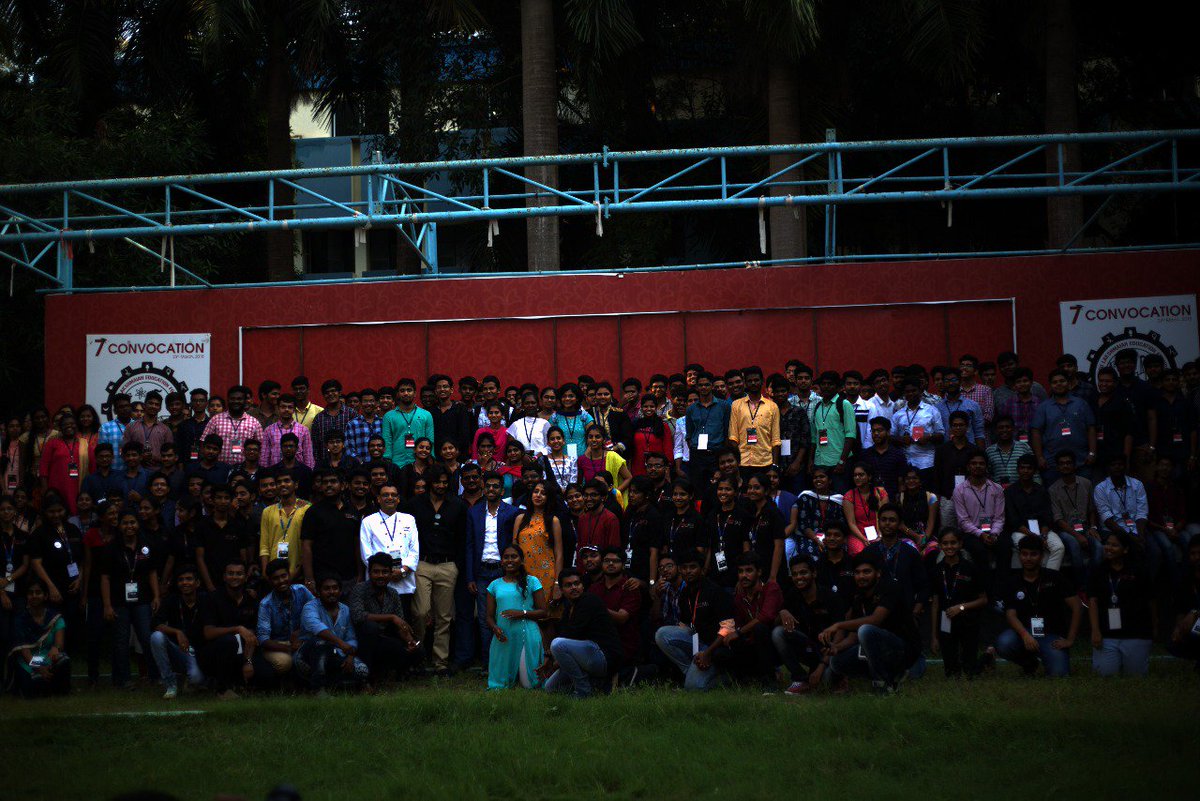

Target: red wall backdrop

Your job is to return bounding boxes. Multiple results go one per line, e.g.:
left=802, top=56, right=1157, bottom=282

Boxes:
left=43, top=250, right=1200, bottom=408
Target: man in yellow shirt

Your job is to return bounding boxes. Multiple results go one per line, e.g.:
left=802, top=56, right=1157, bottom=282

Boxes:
left=259, top=470, right=311, bottom=579
left=727, top=366, right=781, bottom=481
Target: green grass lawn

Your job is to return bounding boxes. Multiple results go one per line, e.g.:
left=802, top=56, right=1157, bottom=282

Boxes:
left=3, top=663, right=1198, bottom=801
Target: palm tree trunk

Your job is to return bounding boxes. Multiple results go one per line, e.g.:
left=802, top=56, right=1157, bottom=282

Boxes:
left=1044, top=0, right=1083, bottom=247
left=521, top=0, right=560, bottom=271
left=767, top=60, right=806, bottom=262
left=265, top=14, right=295, bottom=281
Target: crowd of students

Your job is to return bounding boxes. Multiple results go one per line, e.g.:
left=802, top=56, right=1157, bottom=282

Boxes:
left=2, top=349, right=1199, bottom=698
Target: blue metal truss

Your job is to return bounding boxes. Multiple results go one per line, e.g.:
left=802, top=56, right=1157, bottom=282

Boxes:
left=1, top=129, right=1198, bottom=291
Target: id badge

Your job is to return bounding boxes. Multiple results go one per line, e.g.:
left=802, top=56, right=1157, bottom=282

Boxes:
left=818, top=429, right=829, bottom=446
left=1017, top=432, right=1029, bottom=443
left=604, top=438, right=614, bottom=450
left=979, top=517, right=992, bottom=535
left=67, top=562, right=80, bottom=579
left=624, top=546, right=633, bottom=569
left=4, top=474, right=15, bottom=491
left=912, top=425, right=925, bottom=442
left=746, top=427, right=758, bottom=445
left=1191, top=616, right=1200, bottom=636
left=1174, top=432, right=1184, bottom=443
left=124, top=581, right=140, bottom=603
left=714, top=550, right=728, bottom=572
left=1060, top=425, right=1071, bottom=437
left=388, top=549, right=403, bottom=564
left=29, top=655, right=46, bottom=669
left=231, top=445, right=243, bottom=460
left=1072, top=519, right=1084, bottom=534
left=1107, top=607, right=1122, bottom=631
left=692, top=632, right=700, bottom=656
left=697, top=433, right=709, bottom=451
left=4, top=565, right=14, bottom=594
left=857, top=645, right=868, bottom=661
left=278, top=541, right=290, bottom=558
left=1122, top=518, right=1134, bottom=529
left=190, top=447, right=199, bottom=460
left=1030, top=617, right=1045, bottom=637
left=1096, top=430, right=1105, bottom=442
left=940, top=611, right=952, bottom=634
left=405, top=435, right=415, bottom=449
left=780, top=440, right=792, bottom=457
left=567, top=444, right=578, bottom=459
left=68, top=464, right=80, bottom=479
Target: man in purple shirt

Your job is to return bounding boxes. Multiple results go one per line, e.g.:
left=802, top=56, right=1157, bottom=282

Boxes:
left=952, top=450, right=1005, bottom=586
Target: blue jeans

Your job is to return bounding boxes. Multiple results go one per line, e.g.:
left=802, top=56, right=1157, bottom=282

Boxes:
left=1060, top=532, right=1103, bottom=588
left=995, top=628, right=1071, bottom=677
left=771, top=626, right=821, bottom=680
left=543, top=637, right=608, bottom=698
left=828, top=624, right=912, bottom=685
left=654, top=625, right=726, bottom=691
left=1092, top=638, right=1151, bottom=677
left=112, top=603, right=156, bottom=687
left=149, top=630, right=205, bottom=689
left=296, top=640, right=368, bottom=689
left=474, top=565, right=505, bottom=666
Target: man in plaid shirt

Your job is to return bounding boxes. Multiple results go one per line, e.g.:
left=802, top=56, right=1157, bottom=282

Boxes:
left=201, top=385, right=264, bottom=464
left=311, top=379, right=359, bottom=465
left=344, top=387, right=384, bottom=462
left=958, top=354, right=995, bottom=428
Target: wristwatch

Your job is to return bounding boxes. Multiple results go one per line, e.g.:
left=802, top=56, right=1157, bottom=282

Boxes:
left=958, top=604, right=965, bottom=613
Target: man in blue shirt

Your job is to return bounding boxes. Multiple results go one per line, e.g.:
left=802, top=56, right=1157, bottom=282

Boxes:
left=1031, top=369, right=1097, bottom=485
left=685, top=371, right=731, bottom=486
left=299, top=573, right=368, bottom=692
left=935, top=369, right=986, bottom=448
left=257, top=558, right=315, bottom=682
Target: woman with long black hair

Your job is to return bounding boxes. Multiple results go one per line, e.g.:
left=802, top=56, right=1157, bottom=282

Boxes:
left=485, top=544, right=548, bottom=689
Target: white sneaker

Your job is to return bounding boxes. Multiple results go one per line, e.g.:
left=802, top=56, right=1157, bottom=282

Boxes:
left=162, top=687, right=178, bottom=700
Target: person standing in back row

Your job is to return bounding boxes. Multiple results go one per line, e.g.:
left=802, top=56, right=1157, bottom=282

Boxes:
left=727, top=366, right=780, bottom=485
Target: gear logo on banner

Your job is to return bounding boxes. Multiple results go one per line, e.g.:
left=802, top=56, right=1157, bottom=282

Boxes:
left=1086, top=327, right=1179, bottom=383
left=101, top=362, right=189, bottom=420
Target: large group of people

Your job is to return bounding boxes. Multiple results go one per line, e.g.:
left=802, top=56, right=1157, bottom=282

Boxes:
left=2, top=348, right=1199, bottom=699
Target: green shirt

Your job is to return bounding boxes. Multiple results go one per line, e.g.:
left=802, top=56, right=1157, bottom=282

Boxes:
left=381, top=406, right=435, bottom=467
left=810, top=398, right=857, bottom=467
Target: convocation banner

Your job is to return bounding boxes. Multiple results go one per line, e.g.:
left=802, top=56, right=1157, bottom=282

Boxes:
left=1060, top=295, right=1198, bottom=382
left=86, top=334, right=211, bottom=420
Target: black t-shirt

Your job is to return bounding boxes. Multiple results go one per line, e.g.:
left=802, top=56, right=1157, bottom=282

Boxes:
left=409, top=494, right=469, bottom=563
left=169, top=524, right=201, bottom=570
left=663, top=508, right=703, bottom=560
left=138, top=524, right=172, bottom=573
left=849, top=577, right=920, bottom=661
left=780, top=582, right=844, bottom=638
left=101, top=538, right=157, bottom=607
left=1086, top=564, right=1153, bottom=639
left=301, top=500, right=363, bottom=581
left=30, top=523, right=84, bottom=596
left=2, top=531, right=30, bottom=595
left=201, top=588, right=258, bottom=634
left=154, top=592, right=208, bottom=644
left=816, top=554, right=854, bottom=600
left=746, top=502, right=785, bottom=579
left=704, top=506, right=752, bottom=586
left=1003, top=569, right=1073, bottom=635
left=1174, top=572, right=1200, bottom=617
left=559, top=590, right=624, bottom=670
left=622, top=504, right=665, bottom=582
left=931, top=558, right=985, bottom=628
left=195, top=516, right=247, bottom=585
left=679, top=577, right=735, bottom=644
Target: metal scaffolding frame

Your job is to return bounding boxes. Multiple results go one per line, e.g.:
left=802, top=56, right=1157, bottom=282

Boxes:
left=1, top=129, right=1198, bottom=292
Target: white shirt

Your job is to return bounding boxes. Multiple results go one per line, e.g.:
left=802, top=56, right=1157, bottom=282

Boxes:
left=508, top=416, right=550, bottom=456
left=543, top=453, right=578, bottom=491
left=359, top=510, right=420, bottom=594
left=672, top=416, right=688, bottom=462
left=482, top=505, right=501, bottom=562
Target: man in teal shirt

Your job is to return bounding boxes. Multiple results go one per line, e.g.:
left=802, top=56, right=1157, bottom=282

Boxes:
left=381, top=378, right=435, bottom=467
left=808, top=370, right=858, bottom=493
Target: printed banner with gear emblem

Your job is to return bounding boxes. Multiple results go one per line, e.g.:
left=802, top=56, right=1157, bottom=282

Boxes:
left=86, top=334, right=211, bottom=420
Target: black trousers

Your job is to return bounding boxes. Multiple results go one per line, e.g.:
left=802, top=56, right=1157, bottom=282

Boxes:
left=936, top=622, right=981, bottom=677
left=357, top=620, right=422, bottom=682
left=199, top=633, right=271, bottom=690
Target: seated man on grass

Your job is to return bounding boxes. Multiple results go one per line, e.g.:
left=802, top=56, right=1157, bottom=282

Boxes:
left=298, top=573, right=369, bottom=694
left=996, top=535, right=1081, bottom=677
left=150, top=563, right=207, bottom=699
left=255, top=557, right=315, bottom=686
left=348, top=552, right=422, bottom=686
left=818, top=552, right=922, bottom=695
left=653, top=549, right=734, bottom=691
